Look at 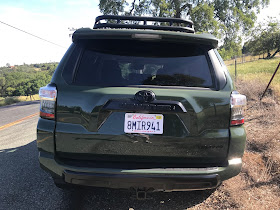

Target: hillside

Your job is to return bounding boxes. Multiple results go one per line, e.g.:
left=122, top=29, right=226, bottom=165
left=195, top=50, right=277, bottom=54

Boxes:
left=0, top=63, right=58, bottom=98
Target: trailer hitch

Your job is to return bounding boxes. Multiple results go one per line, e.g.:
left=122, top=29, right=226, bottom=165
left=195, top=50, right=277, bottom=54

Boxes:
left=136, top=190, right=147, bottom=200
left=131, top=188, right=153, bottom=200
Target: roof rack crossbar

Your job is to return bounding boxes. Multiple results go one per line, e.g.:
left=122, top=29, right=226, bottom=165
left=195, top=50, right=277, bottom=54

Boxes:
left=94, top=15, right=195, bottom=33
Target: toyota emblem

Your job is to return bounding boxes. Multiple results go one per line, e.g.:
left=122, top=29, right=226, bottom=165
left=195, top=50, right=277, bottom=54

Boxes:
left=134, top=90, right=156, bottom=103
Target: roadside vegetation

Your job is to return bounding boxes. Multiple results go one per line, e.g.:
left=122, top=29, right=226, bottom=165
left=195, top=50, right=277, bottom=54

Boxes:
left=226, top=59, right=280, bottom=208
left=229, top=79, right=280, bottom=208
left=243, top=18, right=280, bottom=59
left=0, top=95, right=40, bottom=106
left=190, top=78, right=280, bottom=209
left=227, top=57, right=280, bottom=95
left=212, top=58, right=280, bottom=209
left=189, top=58, right=280, bottom=209
left=0, top=63, right=57, bottom=106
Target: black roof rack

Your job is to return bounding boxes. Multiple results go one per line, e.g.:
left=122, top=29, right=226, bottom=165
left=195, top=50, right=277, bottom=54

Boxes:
left=94, top=15, right=195, bottom=33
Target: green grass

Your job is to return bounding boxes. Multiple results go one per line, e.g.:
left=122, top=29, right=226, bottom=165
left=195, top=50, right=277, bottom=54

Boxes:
left=227, top=57, right=280, bottom=95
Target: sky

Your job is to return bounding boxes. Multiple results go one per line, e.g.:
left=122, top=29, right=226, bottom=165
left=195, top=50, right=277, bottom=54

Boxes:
left=0, top=0, right=279, bottom=67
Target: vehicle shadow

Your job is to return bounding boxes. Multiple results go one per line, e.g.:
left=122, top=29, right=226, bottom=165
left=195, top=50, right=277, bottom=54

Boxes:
left=0, top=141, right=214, bottom=210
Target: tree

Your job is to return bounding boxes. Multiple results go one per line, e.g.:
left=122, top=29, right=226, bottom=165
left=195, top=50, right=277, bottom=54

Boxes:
left=98, top=0, right=270, bottom=59
left=99, top=0, right=127, bottom=15
left=219, top=38, right=242, bottom=60
left=0, top=77, right=6, bottom=97
left=244, top=17, right=280, bottom=59
left=0, top=62, right=55, bottom=97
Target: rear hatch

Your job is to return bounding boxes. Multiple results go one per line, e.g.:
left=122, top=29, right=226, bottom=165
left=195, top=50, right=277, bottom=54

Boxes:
left=54, top=38, right=231, bottom=167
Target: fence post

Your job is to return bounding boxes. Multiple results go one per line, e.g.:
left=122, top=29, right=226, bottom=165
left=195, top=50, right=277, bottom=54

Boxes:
left=260, top=61, right=280, bottom=100
left=235, top=58, right=237, bottom=82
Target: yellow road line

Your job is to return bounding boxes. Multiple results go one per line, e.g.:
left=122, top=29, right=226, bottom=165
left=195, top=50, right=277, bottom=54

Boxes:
left=0, top=112, right=39, bottom=131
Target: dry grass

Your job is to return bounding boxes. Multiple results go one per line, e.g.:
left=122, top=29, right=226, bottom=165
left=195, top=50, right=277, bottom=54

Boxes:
left=189, top=79, right=280, bottom=209
left=0, top=94, right=39, bottom=106
left=234, top=81, right=279, bottom=208
left=223, top=79, right=280, bottom=209
left=17, top=94, right=40, bottom=101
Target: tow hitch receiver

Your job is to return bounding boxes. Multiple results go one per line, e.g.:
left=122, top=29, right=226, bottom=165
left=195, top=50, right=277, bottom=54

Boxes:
left=136, top=190, right=147, bottom=200
left=132, top=188, right=153, bottom=200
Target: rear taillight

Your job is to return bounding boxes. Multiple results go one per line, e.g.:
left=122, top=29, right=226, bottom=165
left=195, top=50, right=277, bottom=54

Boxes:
left=39, top=85, right=57, bottom=120
left=230, top=91, right=246, bottom=126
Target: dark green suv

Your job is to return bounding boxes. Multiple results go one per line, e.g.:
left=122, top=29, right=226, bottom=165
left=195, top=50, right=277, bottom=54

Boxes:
left=37, top=15, right=246, bottom=197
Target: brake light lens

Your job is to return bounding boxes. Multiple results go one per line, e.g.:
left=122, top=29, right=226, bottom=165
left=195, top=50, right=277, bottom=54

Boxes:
left=132, top=34, right=162, bottom=40
left=39, top=85, right=57, bottom=120
left=230, top=91, right=246, bottom=126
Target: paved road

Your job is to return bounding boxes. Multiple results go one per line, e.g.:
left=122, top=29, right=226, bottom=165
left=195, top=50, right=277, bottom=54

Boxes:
left=0, top=101, right=213, bottom=210
left=0, top=101, right=40, bottom=127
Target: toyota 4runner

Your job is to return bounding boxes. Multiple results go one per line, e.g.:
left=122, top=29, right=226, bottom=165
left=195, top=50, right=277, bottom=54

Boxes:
left=37, top=15, right=246, bottom=196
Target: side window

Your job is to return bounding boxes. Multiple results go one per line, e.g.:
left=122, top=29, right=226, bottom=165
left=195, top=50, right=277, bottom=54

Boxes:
left=62, top=44, right=82, bottom=84
left=214, top=49, right=226, bottom=67
left=209, top=49, right=227, bottom=89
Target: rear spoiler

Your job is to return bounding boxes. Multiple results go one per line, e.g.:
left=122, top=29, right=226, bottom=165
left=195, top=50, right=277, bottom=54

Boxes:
left=72, top=28, right=218, bottom=49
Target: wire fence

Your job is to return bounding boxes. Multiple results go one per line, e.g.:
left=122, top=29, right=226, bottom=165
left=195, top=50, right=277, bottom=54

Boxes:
left=224, top=53, right=269, bottom=66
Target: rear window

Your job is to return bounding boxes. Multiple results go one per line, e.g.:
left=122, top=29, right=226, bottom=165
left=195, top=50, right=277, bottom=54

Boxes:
left=67, top=40, right=213, bottom=88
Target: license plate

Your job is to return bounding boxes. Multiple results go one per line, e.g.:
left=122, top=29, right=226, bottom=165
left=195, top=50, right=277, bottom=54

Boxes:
left=124, top=113, right=163, bottom=134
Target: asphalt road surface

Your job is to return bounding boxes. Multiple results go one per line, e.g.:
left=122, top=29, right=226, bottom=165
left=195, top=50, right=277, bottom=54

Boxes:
left=0, top=101, right=214, bottom=210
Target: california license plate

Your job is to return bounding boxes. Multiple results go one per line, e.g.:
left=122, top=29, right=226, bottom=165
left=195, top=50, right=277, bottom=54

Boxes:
left=124, top=113, right=163, bottom=134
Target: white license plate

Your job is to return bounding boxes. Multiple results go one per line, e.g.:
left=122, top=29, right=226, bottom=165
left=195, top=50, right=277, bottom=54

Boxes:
left=124, top=113, right=163, bottom=134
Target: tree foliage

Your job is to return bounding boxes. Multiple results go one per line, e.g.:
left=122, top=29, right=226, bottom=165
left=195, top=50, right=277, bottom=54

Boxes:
left=99, top=0, right=127, bottom=15
left=243, top=17, right=280, bottom=59
left=0, top=63, right=58, bottom=97
left=98, top=0, right=270, bottom=59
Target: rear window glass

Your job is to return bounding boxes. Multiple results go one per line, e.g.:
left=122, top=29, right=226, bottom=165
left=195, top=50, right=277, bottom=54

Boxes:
left=71, top=40, right=213, bottom=88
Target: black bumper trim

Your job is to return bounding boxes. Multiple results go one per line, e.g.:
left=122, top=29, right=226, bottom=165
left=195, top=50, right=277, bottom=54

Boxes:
left=63, top=170, right=220, bottom=191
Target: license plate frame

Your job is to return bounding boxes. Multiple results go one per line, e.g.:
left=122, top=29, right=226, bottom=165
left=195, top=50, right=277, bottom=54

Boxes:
left=124, top=113, right=164, bottom=134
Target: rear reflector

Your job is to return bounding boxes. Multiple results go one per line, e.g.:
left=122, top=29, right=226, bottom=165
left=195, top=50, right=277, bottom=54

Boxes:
left=230, top=91, right=246, bottom=126
left=230, top=119, right=244, bottom=126
left=39, top=85, right=57, bottom=120
left=39, top=111, right=55, bottom=119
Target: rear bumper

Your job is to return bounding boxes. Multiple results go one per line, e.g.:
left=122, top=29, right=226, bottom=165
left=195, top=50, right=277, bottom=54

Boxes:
left=39, top=151, right=242, bottom=191
left=63, top=170, right=220, bottom=191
